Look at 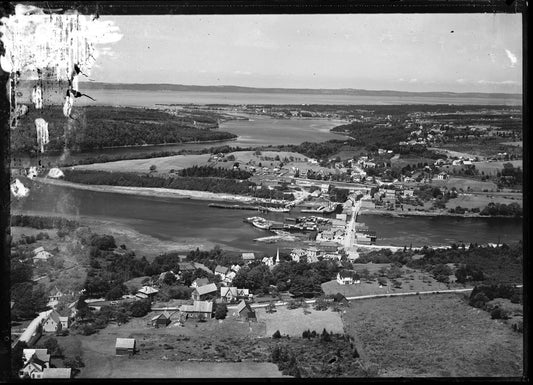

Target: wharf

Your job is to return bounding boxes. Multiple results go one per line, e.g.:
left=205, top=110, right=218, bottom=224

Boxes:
left=208, top=203, right=259, bottom=210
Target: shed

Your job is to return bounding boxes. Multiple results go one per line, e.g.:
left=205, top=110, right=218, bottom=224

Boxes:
left=150, top=311, right=172, bottom=328
left=115, top=338, right=136, bottom=356
left=235, top=300, right=256, bottom=321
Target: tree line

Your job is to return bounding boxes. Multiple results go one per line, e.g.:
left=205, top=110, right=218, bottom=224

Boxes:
left=62, top=169, right=294, bottom=200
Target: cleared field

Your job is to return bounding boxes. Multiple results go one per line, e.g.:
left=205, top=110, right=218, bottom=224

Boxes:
left=255, top=306, right=344, bottom=337
left=447, top=193, right=522, bottom=210
left=473, top=160, right=523, bottom=176
left=342, top=294, right=523, bottom=377
left=321, top=268, right=448, bottom=298
left=227, top=150, right=308, bottom=165
left=73, top=154, right=212, bottom=173
left=80, top=358, right=284, bottom=378
left=431, top=177, right=498, bottom=192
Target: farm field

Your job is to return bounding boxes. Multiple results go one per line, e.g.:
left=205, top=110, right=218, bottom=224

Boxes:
left=447, top=193, right=522, bottom=210
left=321, top=266, right=452, bottom=298
left=73, top=154, right=212, bottom=173
left=80, top=358, right=284, bottom=378
left=430, top=177, right=498, bottom=192
left=255, top=306, right=344, bottom=337
left=472, top=160, right=523, bottom=176
left=342, top=293, right=523, bottom=377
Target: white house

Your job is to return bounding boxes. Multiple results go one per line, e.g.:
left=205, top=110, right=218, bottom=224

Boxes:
left=336, top=270, right=361, bottom=285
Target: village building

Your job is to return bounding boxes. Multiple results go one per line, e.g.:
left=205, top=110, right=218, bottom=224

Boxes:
left=230, top=264, right=241, bottom=273
left=191, top=283, right=218, bottom=301
left=180, top=300, right=213, bottom=320
left=150, top=311, right=172, bottom=328
left=19, top=349, right=50, bottom=379
left=136, top=286, right=159, bottom=300
left=42, top=310, right=69, bottom=333
left=115, top=338, right=136, bottom=356
left=262, top=256, right=274, bottom=267
left=220, top=287, right=251, bottom=303
left=177, top=262, right=196, bottom=273
left=32, top=247, right=52, bottom=263
left=223, top=270, right=236, bottom=285
left=436, top=171, right=449, bottom=180
left=190, top=277, right=210, bottom=288
left=234, top=300, right=256, bottom=321
left=337, top=270, right=361, bottom=285
left=241, top=252, right=256, bottom=263
left=214, top=265, right=230, bottom=280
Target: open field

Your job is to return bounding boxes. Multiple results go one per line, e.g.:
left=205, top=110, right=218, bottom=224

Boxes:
left=473, top=160, right=523, bottom=176
left=447, top=193, right=522, bottom=210
left=73, top=154, right=212, bottom=173
left=255, top=306, right=344, bottom=337
left=321, top=267, right=452, bottom=298
left=430, top=177, right=498, bottom=192
left=80, top=359, right=285, bottom=378
left=342, top=294, right=523, bottom=377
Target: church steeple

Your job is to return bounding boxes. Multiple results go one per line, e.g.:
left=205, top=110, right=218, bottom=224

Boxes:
left=275, top=248, right=280, bottom=265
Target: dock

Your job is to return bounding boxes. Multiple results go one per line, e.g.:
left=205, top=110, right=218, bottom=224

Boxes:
left=208, top=203, right=259, bottom=210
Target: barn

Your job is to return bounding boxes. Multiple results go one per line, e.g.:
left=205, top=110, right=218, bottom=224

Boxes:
left=115, top=338, right=136, bottom=356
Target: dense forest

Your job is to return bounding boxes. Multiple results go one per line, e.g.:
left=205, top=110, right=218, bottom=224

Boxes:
left=11, top=106, right=237, bottom=154
left=62, top=169, right=294, bottom=200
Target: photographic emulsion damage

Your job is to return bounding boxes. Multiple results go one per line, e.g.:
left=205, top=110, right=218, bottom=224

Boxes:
left=0, top=1, right=525, bottom=380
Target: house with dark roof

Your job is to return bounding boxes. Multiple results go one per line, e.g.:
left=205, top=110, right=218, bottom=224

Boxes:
left=191, top=283, right=218, bottom=301
left=336, top=270, right=361, bottom=285
left=150, top=311, right=172, bottom=328
left=19, top=349, right=50, bottom=379
left=234, top=300, right=256, bottom=321
left=180, top=300, right=213, bottom=319
left=42, top=311, right=63, bottom=333
left=115, top=338, right=136, bottom=356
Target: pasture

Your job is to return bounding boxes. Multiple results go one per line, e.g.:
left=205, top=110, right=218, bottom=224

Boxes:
left=255, top=306, right=344, bottom=337
left=341, top=293, right=523, bottom=377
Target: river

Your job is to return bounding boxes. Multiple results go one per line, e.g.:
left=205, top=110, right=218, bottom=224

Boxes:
left=12, top=182, right=522, bottom=255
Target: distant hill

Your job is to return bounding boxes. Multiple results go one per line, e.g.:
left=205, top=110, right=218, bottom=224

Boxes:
left=77, top=82, right=522, bottom=100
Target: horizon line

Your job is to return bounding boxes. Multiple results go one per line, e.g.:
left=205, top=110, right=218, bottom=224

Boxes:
left=78, top=81, right=523, bottom=96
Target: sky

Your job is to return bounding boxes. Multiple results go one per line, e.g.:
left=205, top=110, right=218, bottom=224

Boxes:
left=90, top=14, right=522, bottom=93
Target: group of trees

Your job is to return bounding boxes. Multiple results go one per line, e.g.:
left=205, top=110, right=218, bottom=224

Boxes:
left=12, top=106, right=237, bottom=155
left=11, top=215, right=80, bottom=231
left=62, top=170, right=294, bottom=201
left=480, top=202, right=522, bottom=217
left=271, top=344, right=301, bottom=377
left=178, top=165, right=252, bottom=180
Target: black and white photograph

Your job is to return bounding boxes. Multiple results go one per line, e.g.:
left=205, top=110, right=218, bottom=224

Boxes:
left=0, top=1, right=525, bottom=380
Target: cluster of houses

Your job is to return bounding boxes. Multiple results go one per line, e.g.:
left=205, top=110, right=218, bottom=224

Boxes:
left=18, top=348, right=72, bottom=379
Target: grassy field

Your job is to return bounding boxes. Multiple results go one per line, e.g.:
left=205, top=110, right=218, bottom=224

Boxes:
left=473, top=160, right=523, bottom=176
left=73, top=154, right=212, bottom=173
left=447, top=193, right=522, bottom=210
left=322, top=266, right=450, bottom=298
left=80, top=359, right=285, bottom=378
left=255, top=306, right=344, bottom=337
left=430, top=177, right=498, bottom=192
left=342, top=294, right=523, bottom=377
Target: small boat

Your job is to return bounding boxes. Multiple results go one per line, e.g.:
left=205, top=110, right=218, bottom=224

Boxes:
left=251, top=217, right=273, bottom=230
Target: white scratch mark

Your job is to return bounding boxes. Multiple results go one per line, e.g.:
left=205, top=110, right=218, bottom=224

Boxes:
left=0, top=6, right=122, bottom=79
left=35, top=118, right=49, bottom=153
left=31, top=84, right=43, bottom=109
left=47, top=168, right=65, bottom=179
left=11, top=179, right=30, bottom=198
left=505, top=49, right=517, bottom=68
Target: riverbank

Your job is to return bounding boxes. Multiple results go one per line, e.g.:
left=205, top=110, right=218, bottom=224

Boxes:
left=11, top=209, right=233, bottom=259
left=34, top=177, right=289, bottom=205
left=359, top=208, right=522, bottom=219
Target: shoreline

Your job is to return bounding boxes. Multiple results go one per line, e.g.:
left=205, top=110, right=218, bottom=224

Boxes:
left=34, top=177, right=289, bottom=205
left=359, top=208, right=521, bottom=219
